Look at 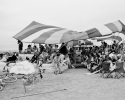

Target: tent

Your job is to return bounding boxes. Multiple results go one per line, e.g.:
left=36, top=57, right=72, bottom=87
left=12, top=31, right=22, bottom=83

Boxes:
left=13, top=21, right=84, bottom=44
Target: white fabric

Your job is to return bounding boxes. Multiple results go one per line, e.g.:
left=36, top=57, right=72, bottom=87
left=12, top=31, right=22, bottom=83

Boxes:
left=96, top=26, right=112, bottom=36
left=109, top=53, right=114, bottom=58
left=60, top=60, right=68, bottom=72
left=0, top=62, right=6, bottom=71
left=16, top=24, right=42, bottom=37
left=9, top=61, right=36, bottom=75
left=45, top=29, right=69, bottom=44
left=59, top=54, right=65, bottom=63
left=23, top=28, right=57, bottom=43
left=113, top=21, right=122, bottom=32
left=110, top=62, right=116, bottom=71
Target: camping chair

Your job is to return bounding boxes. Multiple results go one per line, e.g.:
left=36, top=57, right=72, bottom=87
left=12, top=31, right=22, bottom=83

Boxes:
left=101, top=61, right=113, bottom=78
left=115, top=61, right=125, bottom=79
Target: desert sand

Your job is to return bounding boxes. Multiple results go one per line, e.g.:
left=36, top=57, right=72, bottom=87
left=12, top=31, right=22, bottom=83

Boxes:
left=0, top=68, right=125, bottom=100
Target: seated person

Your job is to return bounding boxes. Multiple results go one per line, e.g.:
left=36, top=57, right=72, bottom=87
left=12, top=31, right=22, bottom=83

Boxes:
left=33, top=45, right=38, bottom=53
left=30, top=52, right=39, bottom=63
left=89, top=61, right=98, bottom=73
left=75, top=55, right=82, bottom=64
left=6, top=53, right=18, bottom=63
left=27, top=45, right=33, bottom=54
left=3, top=53, right=18, bottom=71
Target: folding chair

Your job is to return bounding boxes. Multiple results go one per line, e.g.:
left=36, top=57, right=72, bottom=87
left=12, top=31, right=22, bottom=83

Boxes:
left=115, top=61, right=125, bottom=79
left=101, top=61, right=113, bottom=78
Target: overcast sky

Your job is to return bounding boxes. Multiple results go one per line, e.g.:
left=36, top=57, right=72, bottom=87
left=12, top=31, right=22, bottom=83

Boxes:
left=1, top=0, right=125, bottom=50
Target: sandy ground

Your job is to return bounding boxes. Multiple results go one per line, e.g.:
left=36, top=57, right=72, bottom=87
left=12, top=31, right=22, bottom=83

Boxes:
left=1, top=68, right=125, bottom=100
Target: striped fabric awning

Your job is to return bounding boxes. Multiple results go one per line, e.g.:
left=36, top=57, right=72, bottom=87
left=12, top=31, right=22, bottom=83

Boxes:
left=92, top=34, right=122, bottom=42
left=67, top=40, right=79, bottom=48
left=76, top=20, right=125, bottom=40
left=13, top=21, right=83, bottom=44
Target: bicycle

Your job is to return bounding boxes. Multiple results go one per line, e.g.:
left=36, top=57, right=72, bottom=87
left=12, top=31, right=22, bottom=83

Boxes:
left=22, top=68, right=43, bottom=93
left=0, top=72, right=17, bottom=91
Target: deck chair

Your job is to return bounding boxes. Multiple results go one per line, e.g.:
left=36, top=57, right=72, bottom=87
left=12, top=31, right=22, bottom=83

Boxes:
left=115, top=61, right=125, bottom=79
left=101, top=61, right=113, bottom=78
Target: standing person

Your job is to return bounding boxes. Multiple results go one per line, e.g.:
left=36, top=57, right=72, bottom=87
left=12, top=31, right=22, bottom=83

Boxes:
left=18, top=40, right=23, bottom=54
left=59, top=43, right=68, bottom=55
left=53, top=53, right=61, bottom=74
left=39, top=44, right=44, bottom=54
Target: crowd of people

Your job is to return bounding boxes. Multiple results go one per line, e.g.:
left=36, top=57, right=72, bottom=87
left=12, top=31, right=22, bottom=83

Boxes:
left=0, top=40, right=125, bottom=75
left=0, top=43, right=70, bottom=74
left=69, top=40, right=124, bottom=73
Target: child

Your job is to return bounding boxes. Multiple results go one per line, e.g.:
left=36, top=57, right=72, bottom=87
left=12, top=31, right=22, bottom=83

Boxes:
left=53, top=53, right=61, bottom=74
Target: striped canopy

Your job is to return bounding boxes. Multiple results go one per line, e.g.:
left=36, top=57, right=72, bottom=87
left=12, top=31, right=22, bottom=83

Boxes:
left=13, top=21, right=83, bottom=44
left=76, top=20, right=125, bottom=40
left=93, top=34, right=122, bottom=42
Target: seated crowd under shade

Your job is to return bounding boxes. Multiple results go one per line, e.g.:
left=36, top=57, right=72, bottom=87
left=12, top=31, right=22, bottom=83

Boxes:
left=0, top=40, right=125, bottom=74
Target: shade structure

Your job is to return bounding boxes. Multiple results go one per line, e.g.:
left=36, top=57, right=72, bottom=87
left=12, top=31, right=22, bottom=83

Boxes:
left=92, top=32, right=125, bottom=42
left=76, top=20, right=125, bottom=40
left=93, top=34, right=122, bottom=42
left=67, top=40, right=79, bottom=47
left=119, top=40, right=125, bottom=44
left=13, top=21, right=83, bottom=44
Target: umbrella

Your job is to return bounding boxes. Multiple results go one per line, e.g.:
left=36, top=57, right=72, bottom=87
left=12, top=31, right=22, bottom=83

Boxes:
left=13, top=21, right=83, bottom=44
left=75, top=20, right=125, bottom=40
left=9, top=61, right=36, bottom=75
